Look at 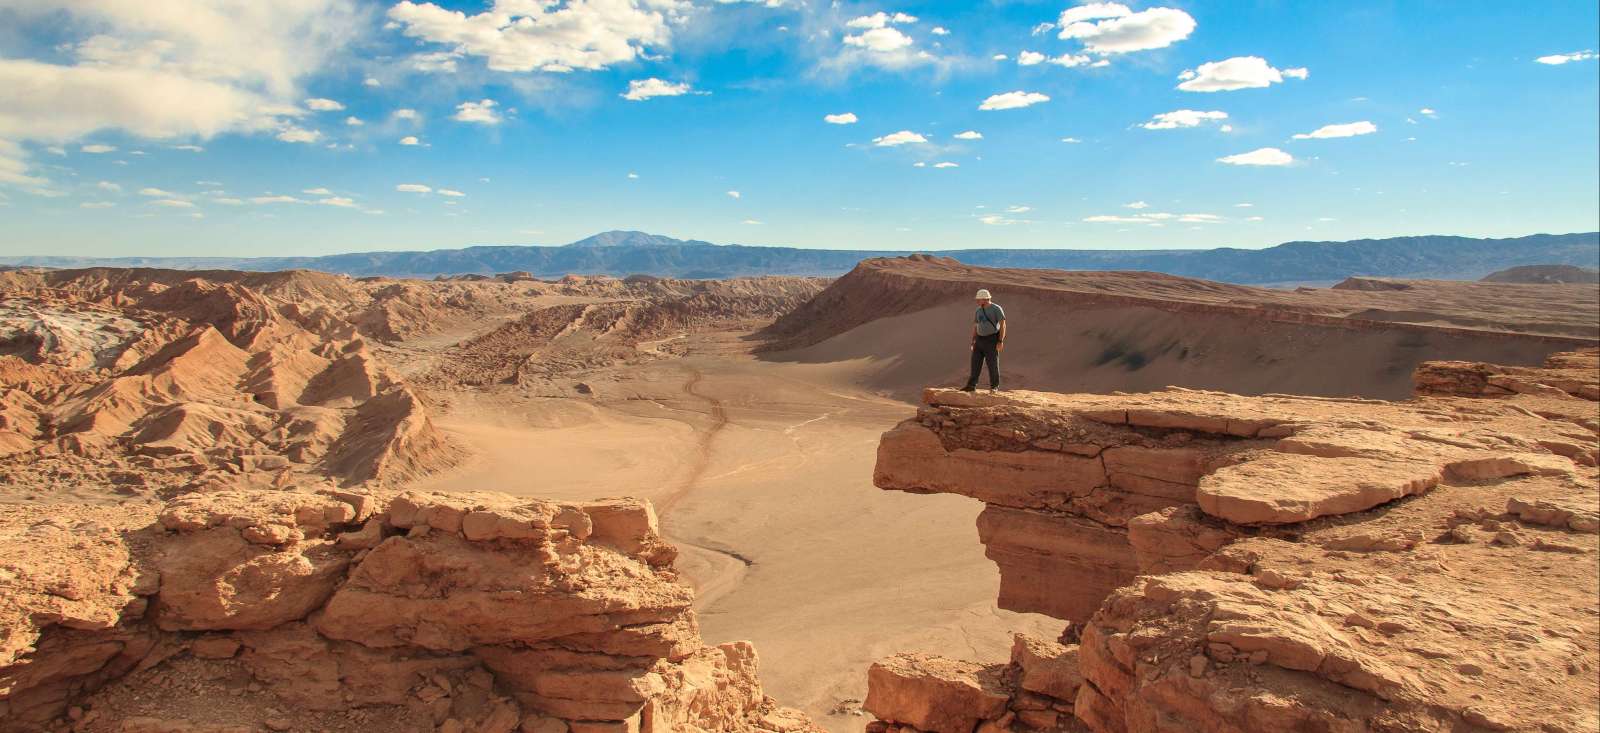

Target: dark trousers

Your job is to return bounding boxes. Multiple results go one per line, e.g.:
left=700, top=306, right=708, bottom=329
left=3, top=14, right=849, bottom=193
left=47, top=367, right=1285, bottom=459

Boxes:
left=966, top=334, right=1000, bottom=388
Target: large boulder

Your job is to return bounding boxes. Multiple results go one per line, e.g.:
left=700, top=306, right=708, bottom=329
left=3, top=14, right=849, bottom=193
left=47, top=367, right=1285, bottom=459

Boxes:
left=864, top=654, right=1008, bottom=733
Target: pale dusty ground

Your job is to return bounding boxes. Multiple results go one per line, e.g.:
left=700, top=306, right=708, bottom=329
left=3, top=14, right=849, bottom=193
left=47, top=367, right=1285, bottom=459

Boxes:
left=410, top=332, right=1061, bottom=731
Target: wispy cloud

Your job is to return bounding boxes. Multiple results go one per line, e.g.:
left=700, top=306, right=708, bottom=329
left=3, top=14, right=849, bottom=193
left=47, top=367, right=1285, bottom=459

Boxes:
left=1535, top=50, right=1597, bottom=65
left=1217, top=147, right=1294, bottom=166
left=1292, top=121, right=1377, bottom=139
left=1141, top=110, right=1228, bottom=130
left=979, top=91, right=1050, bottom=110
left=622, top=79, right=695, bottom=101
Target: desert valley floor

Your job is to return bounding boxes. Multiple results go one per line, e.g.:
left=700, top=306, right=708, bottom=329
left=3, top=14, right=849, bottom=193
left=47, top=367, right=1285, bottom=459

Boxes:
left=1, top=257, right=1596, bottom=733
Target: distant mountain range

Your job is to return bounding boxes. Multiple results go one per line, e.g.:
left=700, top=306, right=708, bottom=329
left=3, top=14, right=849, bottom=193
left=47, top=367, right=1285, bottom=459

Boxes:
left=4, top=230, right=1596, bottom=285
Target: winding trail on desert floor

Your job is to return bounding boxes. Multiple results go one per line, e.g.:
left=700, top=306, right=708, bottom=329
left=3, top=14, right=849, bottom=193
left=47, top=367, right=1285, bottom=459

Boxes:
left=658, top=366, right=730, bottom=515
left=657, top=365, right=755, bottom=612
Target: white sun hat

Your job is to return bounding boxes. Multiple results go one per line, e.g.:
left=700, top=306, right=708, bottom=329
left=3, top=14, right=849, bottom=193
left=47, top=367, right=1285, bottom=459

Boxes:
left=975, top=289, right=992, bottom=299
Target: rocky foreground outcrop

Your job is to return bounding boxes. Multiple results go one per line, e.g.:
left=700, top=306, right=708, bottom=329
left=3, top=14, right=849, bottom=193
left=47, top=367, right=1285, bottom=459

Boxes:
left=0, top=490, right=821, bottom=733
left=863, top=350, right=1599, bottom=733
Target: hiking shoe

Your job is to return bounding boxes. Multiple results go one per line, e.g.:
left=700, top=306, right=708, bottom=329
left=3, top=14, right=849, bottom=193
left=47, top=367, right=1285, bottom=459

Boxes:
left=960, top=384, right=976, bottom=392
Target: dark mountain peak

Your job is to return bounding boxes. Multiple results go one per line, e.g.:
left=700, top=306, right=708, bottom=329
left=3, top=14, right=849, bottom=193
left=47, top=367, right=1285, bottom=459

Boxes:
left=566, top=230, right=714, bottom=248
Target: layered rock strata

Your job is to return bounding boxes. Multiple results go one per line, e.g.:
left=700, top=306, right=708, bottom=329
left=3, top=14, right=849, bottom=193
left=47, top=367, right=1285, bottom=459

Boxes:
left=0, top=490, right=820, bottom=733
left=867, top=350, right=1599, bottom=732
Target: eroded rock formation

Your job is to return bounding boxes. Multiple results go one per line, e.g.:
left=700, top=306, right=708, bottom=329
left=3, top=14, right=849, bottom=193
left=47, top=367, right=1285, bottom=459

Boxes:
left=0, top=490, right=821, bottom=733
left=0, top=271, right=461, bottom=500
left=865, top=349, right=1599, bottom=733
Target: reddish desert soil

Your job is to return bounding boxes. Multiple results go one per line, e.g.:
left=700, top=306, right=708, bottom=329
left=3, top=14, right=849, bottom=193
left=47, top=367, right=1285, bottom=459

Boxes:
left=1, top=257, right=1595, bottom=732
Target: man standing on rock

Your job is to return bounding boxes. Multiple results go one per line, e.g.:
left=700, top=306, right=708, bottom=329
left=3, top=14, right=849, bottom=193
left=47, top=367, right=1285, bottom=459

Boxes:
left=963, top=289, right=1005, bottom=392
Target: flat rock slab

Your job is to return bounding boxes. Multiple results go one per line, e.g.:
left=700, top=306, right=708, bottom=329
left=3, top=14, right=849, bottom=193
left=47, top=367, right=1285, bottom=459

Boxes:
left=1197, top=452, right=1442, bottom=525
left=863, top=653, right=1008, bottom=733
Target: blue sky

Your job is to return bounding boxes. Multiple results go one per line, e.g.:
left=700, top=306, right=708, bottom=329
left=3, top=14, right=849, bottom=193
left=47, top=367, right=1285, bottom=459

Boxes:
left=1, top=0, right=1597, bottom=258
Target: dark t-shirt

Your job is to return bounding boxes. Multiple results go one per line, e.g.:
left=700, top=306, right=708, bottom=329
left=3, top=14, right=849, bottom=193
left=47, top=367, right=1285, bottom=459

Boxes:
left=974, top=303, right=1005, bottom=336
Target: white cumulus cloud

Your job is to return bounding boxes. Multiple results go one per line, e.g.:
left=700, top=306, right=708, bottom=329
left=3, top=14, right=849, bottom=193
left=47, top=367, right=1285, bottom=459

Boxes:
left=979, top=91, right=1049, bottom=110
left=1018, top=51, right=1046, bottom=66
left=387, top=0, right=683, bottom=73
left=953, top=130, right=983, bottom=140
left=1057, top=3, right=1195, bottom=54
left=438, top=189, right=465, bottom=197
left=845, top=27, right=914, bottom=53
left=399, top=136, right=421, bottom=146
left=81, top=144, right=116, bottom=153
left=453, top=99, right=502, bottom=124
left=1217, top=147, right=1294, bottom=166
left=1177, top=56, right=1307, bottom=92
left=396, top=183, right=432, bottom=193
left=345, top=116, right=364, bottom=126
left=305, top=98, right=344, bottom=111
left=834, top=12, right=931, bottom=70
left=873, top=130, right=927, bottom=146
left=824, top=112, right=858, bottom=124
left=1292, top=121, right=1377, bottom=139
left=726, top=190, right=741, bottom=198
left=933, top=161, right=958, bottom=168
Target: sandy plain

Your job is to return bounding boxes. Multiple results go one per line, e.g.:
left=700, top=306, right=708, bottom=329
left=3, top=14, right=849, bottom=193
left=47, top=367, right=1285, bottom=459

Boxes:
left=408, top=328, right=1061, bottom=731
